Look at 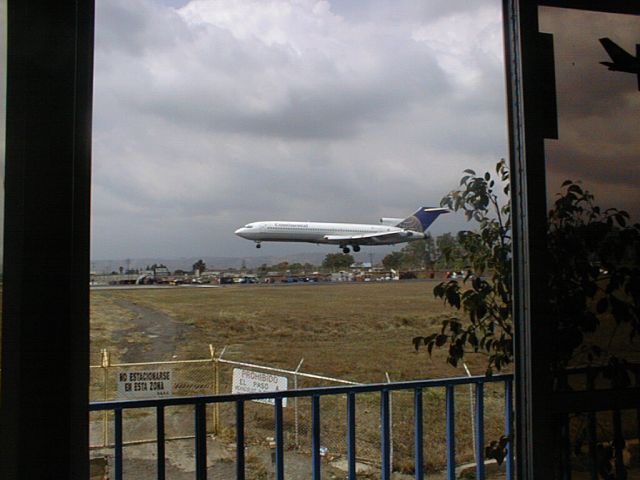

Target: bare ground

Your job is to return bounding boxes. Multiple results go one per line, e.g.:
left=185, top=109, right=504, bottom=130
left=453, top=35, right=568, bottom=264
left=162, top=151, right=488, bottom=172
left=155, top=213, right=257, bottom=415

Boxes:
left=90, top=281, right=511, bottom=476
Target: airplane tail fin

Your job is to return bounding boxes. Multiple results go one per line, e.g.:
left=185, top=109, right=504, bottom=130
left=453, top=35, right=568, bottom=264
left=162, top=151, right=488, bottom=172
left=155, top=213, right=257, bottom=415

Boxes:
left=395, top=207, right=449, bottom=232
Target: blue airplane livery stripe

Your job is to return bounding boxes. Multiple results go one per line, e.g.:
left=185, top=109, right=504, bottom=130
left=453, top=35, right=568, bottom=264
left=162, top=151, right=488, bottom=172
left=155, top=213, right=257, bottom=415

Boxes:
left=396, top=207, right=448, bottom=232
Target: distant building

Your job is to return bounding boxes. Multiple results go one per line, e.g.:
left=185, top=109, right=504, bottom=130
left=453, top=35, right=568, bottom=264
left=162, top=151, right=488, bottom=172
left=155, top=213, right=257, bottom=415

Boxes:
left=350, top=262, right=372, bottom=269
left=330, top=271, right=353, bottom=282
left=142, top=265, right=171, bottom=279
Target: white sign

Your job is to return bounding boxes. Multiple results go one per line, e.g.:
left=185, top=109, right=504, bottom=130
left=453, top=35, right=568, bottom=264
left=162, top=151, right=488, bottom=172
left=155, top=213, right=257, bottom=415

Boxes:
left=117, top=370, right=173, bottom=399
left=232, top=368, right=288, bottom=406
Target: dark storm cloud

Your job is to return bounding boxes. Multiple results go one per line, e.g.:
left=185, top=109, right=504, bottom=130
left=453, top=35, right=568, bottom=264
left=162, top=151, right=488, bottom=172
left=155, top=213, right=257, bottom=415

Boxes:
left=134, top=70, right=447, bottom=141
left=96, top=0, right=191, bottom=56
left=546, top=142, right=639, bottom=189
left=331, top=0, right=492, bottom=25
left=104, top=5, right=451, bottom=141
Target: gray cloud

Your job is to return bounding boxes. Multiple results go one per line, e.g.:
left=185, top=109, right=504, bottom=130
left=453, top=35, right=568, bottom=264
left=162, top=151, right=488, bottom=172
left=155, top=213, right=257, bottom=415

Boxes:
left=91, top=0, right=508, bottom=260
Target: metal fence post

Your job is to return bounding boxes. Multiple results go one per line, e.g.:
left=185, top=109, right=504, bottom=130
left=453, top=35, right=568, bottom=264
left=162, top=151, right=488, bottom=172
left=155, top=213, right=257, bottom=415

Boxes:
left=210, top=345, right=220, bottom=435
left=209, top=345, right=216, bottom=434
left=446, top=384, right=456, bottom=480
left=101, top=348, right=110, bottom=447
left=385, top=372, right=393, bottom=473
left=294, top=358, right=304, bottom=448
left=463, top=363, right=476, bottom=466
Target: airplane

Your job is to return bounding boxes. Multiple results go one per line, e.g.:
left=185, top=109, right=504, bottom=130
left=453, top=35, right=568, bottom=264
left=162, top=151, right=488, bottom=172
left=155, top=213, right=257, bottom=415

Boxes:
left=234, top=207, right=449, bottom=254
left=598, top=37, right=640, bottom=90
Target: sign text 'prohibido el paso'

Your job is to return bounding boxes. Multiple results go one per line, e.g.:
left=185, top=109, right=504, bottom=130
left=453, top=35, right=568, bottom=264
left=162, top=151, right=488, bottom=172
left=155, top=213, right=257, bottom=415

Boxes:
left=232, top=368, right=288, bottom=406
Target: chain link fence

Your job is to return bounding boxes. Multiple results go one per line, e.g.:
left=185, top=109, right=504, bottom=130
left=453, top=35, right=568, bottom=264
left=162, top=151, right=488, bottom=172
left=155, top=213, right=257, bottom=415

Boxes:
left=90, top=346, right=361, bottom=461
left=213, top=347, right=362, bottom=467
left=90, top=347, right=507, bottom=473
left=90, top=348, right=217, bottom=448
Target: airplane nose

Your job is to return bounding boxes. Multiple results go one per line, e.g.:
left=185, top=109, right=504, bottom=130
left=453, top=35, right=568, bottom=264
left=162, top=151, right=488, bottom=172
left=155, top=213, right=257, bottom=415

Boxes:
left=234, top=228, right=244, bottom=236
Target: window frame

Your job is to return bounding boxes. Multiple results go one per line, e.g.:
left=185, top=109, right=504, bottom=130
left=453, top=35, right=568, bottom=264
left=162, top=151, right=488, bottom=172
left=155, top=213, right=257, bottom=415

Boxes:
left=504, top=1, right=640, bottom=477
left=2, top=1, right=636, bottom=477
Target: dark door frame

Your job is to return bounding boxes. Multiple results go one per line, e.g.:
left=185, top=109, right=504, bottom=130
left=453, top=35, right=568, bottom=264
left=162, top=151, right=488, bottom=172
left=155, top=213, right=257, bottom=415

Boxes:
left=0, top=1, right=94, bottom=478
left=505, top=1, right=639, bottom=478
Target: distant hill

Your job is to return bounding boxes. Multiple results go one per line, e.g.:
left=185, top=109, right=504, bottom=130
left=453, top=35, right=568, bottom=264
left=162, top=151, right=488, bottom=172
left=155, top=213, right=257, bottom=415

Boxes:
left=90, top=252, right=388, bottom=273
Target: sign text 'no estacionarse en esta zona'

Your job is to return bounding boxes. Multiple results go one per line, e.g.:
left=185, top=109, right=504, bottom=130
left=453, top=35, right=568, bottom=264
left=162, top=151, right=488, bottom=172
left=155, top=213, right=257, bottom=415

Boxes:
left=117, top=370, right=173, bottom=399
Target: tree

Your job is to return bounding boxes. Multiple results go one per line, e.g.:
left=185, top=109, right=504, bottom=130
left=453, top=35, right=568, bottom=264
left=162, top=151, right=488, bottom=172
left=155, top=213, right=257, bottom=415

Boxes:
left=322, top=253, right=354, bottom=271
left=192, top=259, right=206, bottom=274
left=413, top=161, right=640, bottom=469
left=289, top=263, right=304, bottom=273
left=400, top=240, right=428, bottom=270
left=405, top=235, right=440, bottom=270
left=414, top=159, right=512, bottom=374
left=414, top=159, right=640, bottom=377
left=274, top=261, right=289, bottom=272
left=435, top=233, right=465, bottom=270
left=382, top=251, right=404, bottom=271
left=423, top=234, right=437, bottom=270
left=545, top=181, right=639, bottom=373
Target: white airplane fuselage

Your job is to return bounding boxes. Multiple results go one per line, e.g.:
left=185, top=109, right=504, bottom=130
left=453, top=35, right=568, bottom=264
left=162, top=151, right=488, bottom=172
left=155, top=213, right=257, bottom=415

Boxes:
left=234, top=207, right=448, bottom=253
left=235, top=221, right=424, bottom=245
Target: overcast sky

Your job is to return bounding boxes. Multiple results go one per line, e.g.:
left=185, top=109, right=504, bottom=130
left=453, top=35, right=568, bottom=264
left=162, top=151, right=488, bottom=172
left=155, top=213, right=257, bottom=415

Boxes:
left=90, top=0, right=509, bottom=260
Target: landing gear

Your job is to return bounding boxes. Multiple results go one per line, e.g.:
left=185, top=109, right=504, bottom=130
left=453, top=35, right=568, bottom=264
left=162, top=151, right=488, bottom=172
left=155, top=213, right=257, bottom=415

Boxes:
left=353, top=245, right=361, bottom=252
left=342, top=246, right=350, bottom=254
left=256, top=242, right=261, bottom=249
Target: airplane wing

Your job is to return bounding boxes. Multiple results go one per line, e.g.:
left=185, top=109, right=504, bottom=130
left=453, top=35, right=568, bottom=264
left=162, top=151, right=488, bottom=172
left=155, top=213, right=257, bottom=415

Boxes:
left=599, top=37, right=636, bottom=65
left=324, top=230, right=418, bottom=245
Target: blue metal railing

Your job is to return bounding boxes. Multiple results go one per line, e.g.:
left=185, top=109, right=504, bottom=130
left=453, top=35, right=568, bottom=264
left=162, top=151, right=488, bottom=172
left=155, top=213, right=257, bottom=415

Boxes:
left=90, top=374, right=514, bottom=480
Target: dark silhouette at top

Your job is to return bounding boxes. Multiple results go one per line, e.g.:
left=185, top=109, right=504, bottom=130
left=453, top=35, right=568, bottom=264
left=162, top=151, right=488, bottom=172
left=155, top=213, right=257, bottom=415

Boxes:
left=599, top=37, right=640, bottom=90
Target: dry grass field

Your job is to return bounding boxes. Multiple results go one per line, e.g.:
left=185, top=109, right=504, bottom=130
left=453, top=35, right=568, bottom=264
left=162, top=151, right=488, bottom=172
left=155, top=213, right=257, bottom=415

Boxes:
left=91, top=280, right=496, bottom=380
left=90, top=281, right=511, bottom=475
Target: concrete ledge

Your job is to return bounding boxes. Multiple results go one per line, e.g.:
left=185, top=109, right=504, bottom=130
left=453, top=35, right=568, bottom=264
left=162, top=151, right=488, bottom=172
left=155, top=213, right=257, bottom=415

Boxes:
left=456, top=459, right=504, bottom=478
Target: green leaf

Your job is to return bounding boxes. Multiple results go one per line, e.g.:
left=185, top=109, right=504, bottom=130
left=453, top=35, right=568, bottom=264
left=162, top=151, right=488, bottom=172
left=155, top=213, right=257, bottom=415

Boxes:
left=582, top=312, right=599, bottom=332
left=583, top=281, right=597, bottom=298
left=436, top=334, right=448, bottom=347
left=596, top=297, right=608, bottom=314
left=419, top=159, right=515, bottom=374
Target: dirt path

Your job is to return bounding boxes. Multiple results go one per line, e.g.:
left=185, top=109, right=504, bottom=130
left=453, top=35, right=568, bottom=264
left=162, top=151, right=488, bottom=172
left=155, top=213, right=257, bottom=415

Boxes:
left=91, top=438, right=355, bottom=480
left=112, top=299, right=195, bottom=362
